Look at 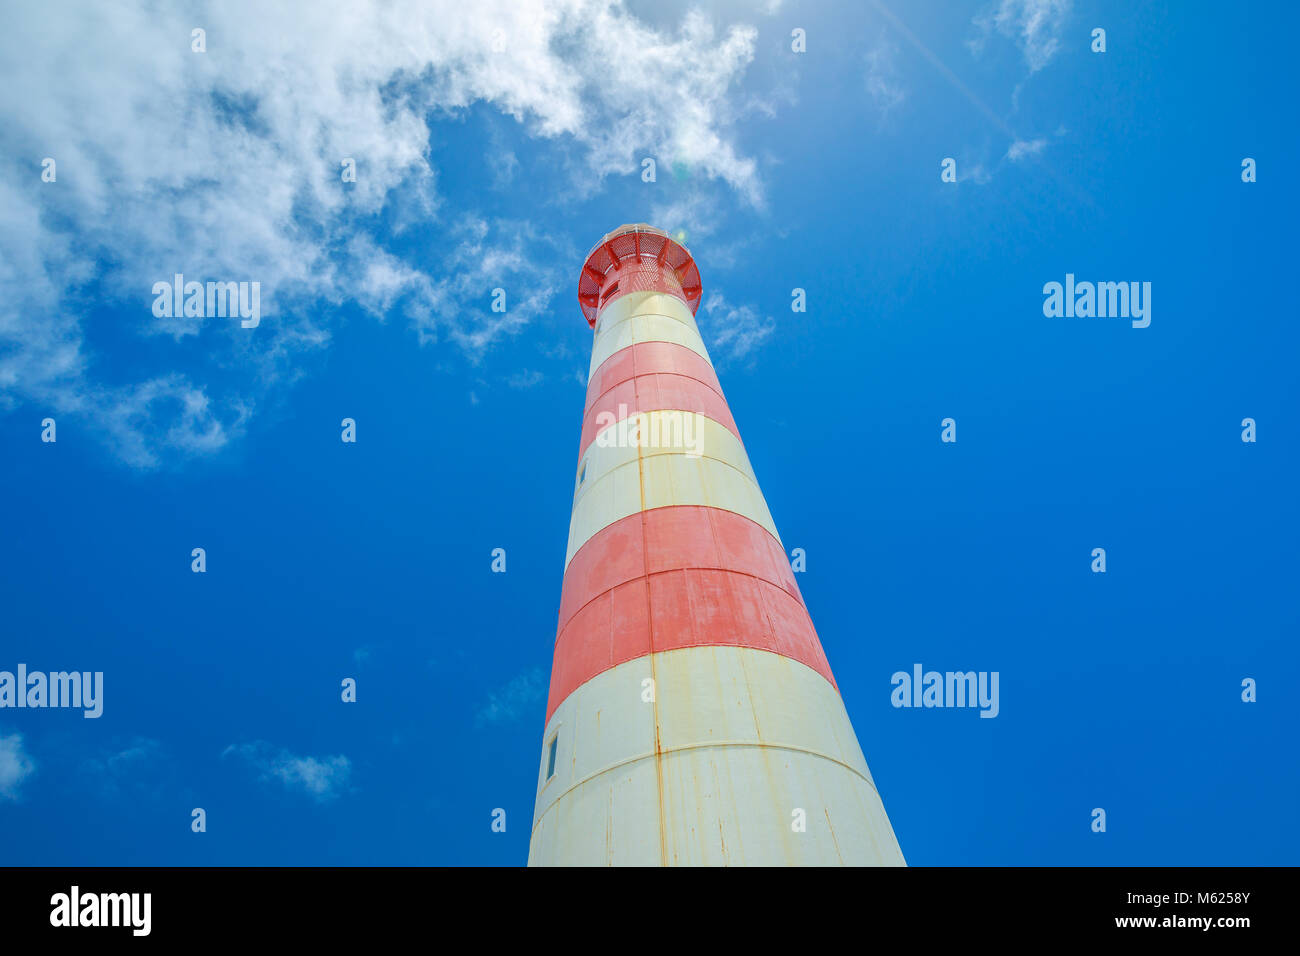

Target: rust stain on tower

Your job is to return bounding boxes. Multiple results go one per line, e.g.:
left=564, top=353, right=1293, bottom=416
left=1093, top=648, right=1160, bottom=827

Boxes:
left=528, top=224, right=905, bottom=866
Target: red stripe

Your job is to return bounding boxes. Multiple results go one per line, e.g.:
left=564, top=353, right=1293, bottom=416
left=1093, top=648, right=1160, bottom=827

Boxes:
left=587, top=341, right=719, bottom=407
left=546, top=570, right=834, bottom=722
left=560, top=505, right=802, bottom=634
left=581, top=340, right=733, bottom=461
left=546, top=506, right=830, bottom=721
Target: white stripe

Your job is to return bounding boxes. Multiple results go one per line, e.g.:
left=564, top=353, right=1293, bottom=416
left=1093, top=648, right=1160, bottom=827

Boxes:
left=566, top=411, right=776, bottom=567
left=528, top=645, right=906, bottom=867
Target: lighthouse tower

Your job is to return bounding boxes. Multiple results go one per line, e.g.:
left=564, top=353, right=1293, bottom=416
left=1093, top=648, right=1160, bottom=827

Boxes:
left=528, top=224, right=905, bottom=866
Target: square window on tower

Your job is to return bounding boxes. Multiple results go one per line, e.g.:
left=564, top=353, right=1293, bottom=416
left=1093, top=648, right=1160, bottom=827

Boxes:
left=545, top=735, right=558, bottom=781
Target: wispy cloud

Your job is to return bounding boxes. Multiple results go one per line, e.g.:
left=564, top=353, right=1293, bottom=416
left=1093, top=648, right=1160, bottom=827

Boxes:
left=962, top=161, right=993, bottom=185
left=223, top=742, right=352, bottom=801
left=506, top=369, right=545, bottom=389
left=969, top=0, right=1072, bottom=73
left=81, top=737, right=163, bottom=798
left=700, top=291, right=775, bottom=364
left=651, top=190, right=721, bottom=246
left=476, top=668, right=545, bottom=726
left=647, top=191, right=763, bottom=273
left=865, top=34, right=907, bottom=120
left=0, top=0, right=773, bottom=468
left=1006, top=137, right=1047, bottom=161
left=349, top=217, right=566, bottom=361
left=0, top=731, right=35, bottom=800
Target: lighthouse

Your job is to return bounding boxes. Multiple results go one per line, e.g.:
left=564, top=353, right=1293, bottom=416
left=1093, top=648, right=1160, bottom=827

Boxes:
left=528, top=224, right=905, bottom=866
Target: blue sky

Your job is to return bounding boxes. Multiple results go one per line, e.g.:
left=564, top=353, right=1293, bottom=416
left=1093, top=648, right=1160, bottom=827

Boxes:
left=1, top=0, right=1296, bottom=865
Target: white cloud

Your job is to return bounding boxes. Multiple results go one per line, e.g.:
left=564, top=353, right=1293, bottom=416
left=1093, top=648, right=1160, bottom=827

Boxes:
left=100, top=376, right=252, bottom=470
left=476, top=668, right=545, bottom=726
left=506, top=369, right=545, bottom=389
left=274, top=754, right=351, bottom=798
left=90, top=738, right=162, bottom=774
left=81, top=737, right=163, bottom=797
left=0, top=731, right=35, bottom=800
left=1006, top=138, right=1047, bottom=161
left=700, top=291, right=775, bottom=364
left=651, top=191, right=721, bottom=244
left=223, top=742, right=351, bottom=800
left=865, top=36, right=907, bottom=119
left=970, top=0, right=1072, bottom=73
left=649, top=191, right=767, bottom=273
left=0, top=0, right=770, bottom=467
left=491, top=151, right=520, bottom=189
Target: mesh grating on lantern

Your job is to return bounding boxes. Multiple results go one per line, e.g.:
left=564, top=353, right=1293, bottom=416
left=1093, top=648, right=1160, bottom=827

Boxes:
left=577, top=223, right=702, bottom=327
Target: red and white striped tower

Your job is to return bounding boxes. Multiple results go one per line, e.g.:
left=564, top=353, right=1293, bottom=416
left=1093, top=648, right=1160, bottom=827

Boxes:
left=528, top=224, right=905, bottom=866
